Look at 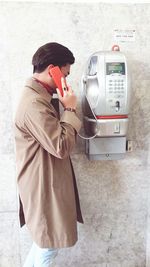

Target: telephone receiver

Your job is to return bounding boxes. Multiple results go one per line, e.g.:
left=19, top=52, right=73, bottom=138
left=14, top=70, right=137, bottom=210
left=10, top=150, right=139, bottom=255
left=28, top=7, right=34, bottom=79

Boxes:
left=49, top=66, right=68, bottom=96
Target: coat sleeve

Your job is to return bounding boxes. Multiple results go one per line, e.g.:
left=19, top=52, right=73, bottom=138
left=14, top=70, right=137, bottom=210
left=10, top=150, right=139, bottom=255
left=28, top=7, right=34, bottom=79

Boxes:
left=24, top=98, right=81, bottom=159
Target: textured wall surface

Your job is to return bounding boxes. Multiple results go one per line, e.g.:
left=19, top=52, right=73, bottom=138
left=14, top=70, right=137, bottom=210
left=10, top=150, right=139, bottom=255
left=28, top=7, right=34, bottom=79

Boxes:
left=0, top=2, right=150, bottom=267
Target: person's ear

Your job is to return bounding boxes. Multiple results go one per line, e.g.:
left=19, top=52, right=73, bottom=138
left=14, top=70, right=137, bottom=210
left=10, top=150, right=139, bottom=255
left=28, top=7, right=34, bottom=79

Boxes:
left=48, top=64, right=54, bottom=76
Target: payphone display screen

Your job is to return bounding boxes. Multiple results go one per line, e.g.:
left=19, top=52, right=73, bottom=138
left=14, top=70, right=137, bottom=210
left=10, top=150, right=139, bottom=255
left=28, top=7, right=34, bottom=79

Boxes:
left=106, top=62, right=125, bottom=75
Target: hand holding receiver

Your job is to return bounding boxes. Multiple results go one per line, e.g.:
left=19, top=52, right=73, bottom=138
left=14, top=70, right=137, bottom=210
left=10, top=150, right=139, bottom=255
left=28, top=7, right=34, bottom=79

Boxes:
left=56, top=77, right=77, bottom=110
left=50, top=66, right=68, bottom=97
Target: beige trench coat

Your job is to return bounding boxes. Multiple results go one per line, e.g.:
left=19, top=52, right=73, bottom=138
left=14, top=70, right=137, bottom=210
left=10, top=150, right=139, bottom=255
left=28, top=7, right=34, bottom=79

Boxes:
left=14, top=78, right=83, bottom=248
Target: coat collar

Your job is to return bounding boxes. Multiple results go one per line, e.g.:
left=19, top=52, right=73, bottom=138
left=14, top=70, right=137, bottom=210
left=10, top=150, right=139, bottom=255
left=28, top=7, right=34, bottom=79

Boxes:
left=25, top=77, right=52, bottom=102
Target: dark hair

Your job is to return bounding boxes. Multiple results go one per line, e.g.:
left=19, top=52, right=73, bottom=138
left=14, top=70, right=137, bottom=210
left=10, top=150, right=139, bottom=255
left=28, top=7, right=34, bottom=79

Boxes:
left=32, top=42, right=75, bottom=73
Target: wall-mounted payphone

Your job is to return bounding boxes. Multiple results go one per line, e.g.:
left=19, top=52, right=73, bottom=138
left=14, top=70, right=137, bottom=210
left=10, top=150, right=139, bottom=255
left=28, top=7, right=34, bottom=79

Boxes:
left=81, top=46, right=131, bottom=160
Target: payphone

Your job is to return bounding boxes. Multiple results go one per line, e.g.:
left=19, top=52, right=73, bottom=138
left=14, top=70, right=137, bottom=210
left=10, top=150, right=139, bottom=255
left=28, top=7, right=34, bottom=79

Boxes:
left=81, top=46, right=131, bottom=160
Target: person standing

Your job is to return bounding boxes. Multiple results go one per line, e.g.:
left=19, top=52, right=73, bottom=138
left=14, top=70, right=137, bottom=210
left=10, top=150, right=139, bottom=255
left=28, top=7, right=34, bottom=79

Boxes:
left=14, top=42, right=83, bottom=267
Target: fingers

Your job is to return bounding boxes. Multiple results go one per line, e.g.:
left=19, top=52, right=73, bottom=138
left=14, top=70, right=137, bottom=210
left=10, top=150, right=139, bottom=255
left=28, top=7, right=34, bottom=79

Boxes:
left=61, top=77, right=67, bottom=96
left=56, top=80, right=77, bottom=109
left=67, top=85, right=74, bottom=95
left=57, top=78, right=74, bottom=100
left=61, top=77, right=74, bottom=96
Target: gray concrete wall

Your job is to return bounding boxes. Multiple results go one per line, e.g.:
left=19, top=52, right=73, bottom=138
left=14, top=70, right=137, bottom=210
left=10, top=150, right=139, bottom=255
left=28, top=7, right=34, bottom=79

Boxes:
left=0, top=2, right=150, bottom=267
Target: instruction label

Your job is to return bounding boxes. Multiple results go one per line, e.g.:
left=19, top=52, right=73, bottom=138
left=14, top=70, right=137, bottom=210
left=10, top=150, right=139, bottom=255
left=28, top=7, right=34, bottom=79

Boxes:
left=114, top=29, right=136, bottom=42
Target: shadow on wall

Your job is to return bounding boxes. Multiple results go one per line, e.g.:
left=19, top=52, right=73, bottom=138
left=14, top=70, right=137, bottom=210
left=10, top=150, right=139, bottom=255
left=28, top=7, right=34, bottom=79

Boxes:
left=127, top=60, right=150, bottom=164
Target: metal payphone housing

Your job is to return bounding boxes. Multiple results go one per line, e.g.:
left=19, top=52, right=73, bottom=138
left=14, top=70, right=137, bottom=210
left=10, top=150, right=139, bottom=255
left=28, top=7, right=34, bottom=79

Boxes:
left=81, top=50, right=131, bottom=160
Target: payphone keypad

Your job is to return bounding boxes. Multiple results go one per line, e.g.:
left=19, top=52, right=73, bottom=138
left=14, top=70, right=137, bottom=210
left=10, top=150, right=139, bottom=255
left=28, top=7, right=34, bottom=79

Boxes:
left=106, top=76, right=126, bottom=112
left=107, top=79, right=125, bottom=98
left=107, top=78, right=126, bottom=98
